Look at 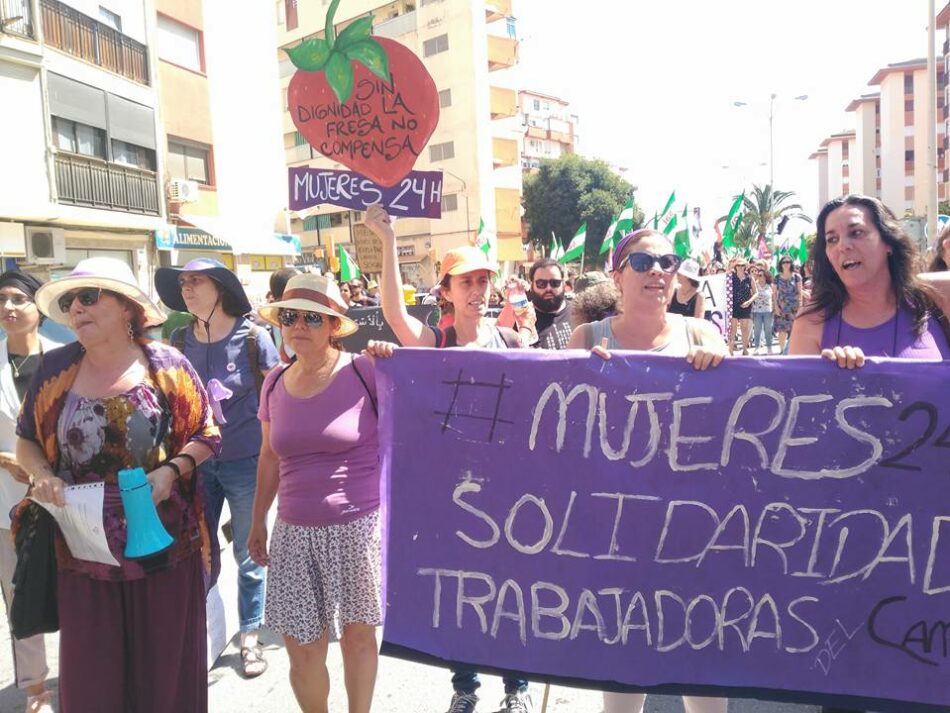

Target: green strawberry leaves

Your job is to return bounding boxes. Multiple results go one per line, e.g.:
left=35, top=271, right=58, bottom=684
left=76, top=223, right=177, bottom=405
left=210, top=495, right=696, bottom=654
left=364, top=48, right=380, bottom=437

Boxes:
left=285, top=38, right=331, bottom=72
left=283, top=11, right=390, bottom=103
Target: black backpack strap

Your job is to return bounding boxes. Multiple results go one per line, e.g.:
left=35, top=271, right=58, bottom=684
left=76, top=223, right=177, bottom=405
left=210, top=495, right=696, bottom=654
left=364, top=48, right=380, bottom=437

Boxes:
left=497, top=326, right=522, bottom=349
left=350, top=358, right=378, bottom=417
left=170, top=326, right=186, bottom=355
left=245, top=323, right=265, bottom=397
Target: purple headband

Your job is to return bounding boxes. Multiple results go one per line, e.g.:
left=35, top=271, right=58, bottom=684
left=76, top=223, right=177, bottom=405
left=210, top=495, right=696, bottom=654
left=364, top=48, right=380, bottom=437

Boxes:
left=610, top=229, right=662, bottom=271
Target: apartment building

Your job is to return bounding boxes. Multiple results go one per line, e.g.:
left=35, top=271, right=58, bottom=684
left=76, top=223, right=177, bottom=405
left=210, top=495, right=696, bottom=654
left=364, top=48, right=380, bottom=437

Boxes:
left=519, top=90, right=578, bottom=172
left=0, top=0, right=164, bottom=290
left=276, top=0, right=522, bottom=287
left=811, top=56, right=947, bottom=218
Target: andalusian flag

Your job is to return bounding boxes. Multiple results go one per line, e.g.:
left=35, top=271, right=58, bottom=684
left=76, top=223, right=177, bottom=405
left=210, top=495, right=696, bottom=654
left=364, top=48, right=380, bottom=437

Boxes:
left=789, top=233, right=808, bottom=263
left=673, top=206, right=690, bottom=257
left=659, top=190, right=676, bottom=220
left=599, top=214, right=620, bottom=255
left=559, top=222, right=587, bottom=263
left=721, top=192, right=744, bottom=250
left=550, top=233, right=564, bottom=260
left=601, top=196, right=636, bottom=254
left=338, top=245, right=361, bottom=281
left=475, top=218, right=493, bottom=256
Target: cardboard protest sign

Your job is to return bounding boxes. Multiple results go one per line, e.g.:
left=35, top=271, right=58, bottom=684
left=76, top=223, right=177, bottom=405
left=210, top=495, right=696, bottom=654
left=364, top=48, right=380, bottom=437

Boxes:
left=285, top=3, right=439, bottom=187
left=702, top=274, right=729, bottom=337
left=338, top=304, right=437, bottom=352
left=289, top=167, right=443, bottom=218
left=377, top=350, right=950, bottom=712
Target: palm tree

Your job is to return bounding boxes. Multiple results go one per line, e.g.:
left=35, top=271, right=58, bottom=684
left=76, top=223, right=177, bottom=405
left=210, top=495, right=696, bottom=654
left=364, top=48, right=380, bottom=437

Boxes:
left=741, top=184, right=811, bottom=247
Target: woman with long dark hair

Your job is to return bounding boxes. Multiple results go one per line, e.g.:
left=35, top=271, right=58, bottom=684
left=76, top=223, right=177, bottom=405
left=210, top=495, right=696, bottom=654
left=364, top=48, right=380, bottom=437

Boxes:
left=791, top=194, right=950, bottom=364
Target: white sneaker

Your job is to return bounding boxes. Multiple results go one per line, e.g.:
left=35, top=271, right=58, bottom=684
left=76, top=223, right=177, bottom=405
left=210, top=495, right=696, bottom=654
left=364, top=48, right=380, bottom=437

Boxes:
left=497, top=691, right=534, bottom=713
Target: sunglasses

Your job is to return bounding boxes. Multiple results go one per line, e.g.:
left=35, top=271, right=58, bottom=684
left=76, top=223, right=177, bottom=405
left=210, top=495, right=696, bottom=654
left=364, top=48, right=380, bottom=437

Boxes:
left=533, top=279, right=562, bottom=289
left=57, top=287, right=103, bottom=313
left=625, top=252, right=683, bottom=274
left=277, top=308, right=324, bottom=328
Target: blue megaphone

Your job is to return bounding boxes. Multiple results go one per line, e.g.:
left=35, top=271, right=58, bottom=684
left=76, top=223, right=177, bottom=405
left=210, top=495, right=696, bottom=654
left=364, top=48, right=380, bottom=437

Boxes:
left=118, top=467, right=174, bottom=559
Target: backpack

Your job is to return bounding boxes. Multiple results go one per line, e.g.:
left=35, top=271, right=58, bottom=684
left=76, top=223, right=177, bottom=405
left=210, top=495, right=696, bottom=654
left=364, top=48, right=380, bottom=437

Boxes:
left=170, top=321, right=266, bottom=397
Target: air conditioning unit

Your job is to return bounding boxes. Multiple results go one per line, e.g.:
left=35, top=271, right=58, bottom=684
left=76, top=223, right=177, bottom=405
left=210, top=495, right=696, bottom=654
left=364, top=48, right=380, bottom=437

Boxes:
left=167, top=179, right=200, bottom=203
left=25, top=227, right=66, bottom=265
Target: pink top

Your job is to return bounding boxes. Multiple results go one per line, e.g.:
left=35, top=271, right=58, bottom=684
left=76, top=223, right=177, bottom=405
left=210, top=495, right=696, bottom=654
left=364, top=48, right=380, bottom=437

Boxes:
left=258, top=355, right=380, bottom=527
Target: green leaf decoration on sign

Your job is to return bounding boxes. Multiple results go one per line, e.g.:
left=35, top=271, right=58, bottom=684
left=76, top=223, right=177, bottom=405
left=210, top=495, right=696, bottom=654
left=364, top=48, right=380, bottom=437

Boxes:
left=325, top=52, right=354, bottom=103
left=335, top=15, right=374, bottom=52
left=285, top=38, right=331, bottom=72
left=344, top=39, right=390, bottom=82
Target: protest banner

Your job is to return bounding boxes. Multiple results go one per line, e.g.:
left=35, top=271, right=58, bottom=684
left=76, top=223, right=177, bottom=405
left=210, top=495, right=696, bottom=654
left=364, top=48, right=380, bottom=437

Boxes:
left=377, top=350, right=950, bottom=712
left=288, top=167, right=443, bottom=218
left=338, top=304, right=438, bottom=352
left=702, top=273, right=729, bottom=337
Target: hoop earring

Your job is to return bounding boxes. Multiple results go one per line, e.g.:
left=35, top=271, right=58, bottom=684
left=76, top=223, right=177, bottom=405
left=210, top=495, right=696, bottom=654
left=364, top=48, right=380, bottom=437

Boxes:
left=127, top=322, right=134, bottom=341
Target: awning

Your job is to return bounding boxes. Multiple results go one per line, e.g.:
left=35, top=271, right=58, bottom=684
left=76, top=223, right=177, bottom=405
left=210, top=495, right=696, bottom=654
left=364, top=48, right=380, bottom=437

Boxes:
left=162, top=215, right=301, bottom=256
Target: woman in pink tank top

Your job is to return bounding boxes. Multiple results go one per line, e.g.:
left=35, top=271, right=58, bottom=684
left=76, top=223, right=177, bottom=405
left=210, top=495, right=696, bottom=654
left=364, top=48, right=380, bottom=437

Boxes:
left=791, top=195, right=950, bottom=365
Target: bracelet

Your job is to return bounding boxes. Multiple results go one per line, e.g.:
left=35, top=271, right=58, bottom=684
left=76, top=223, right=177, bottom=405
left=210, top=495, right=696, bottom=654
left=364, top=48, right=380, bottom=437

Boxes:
left=163, top=460, right=181, bottom=480
left=171, top=453, right=198, bottom=476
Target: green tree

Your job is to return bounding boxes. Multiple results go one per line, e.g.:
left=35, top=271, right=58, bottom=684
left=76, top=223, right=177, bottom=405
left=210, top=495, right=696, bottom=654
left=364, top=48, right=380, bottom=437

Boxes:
left=741, top=184, right=811, bottom=246
left=523, top=154, right=641, bottom=263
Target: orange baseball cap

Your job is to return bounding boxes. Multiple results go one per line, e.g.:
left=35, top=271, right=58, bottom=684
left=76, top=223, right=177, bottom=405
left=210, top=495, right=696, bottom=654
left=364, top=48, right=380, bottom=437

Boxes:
left=438, top=246, right=498, bottom=282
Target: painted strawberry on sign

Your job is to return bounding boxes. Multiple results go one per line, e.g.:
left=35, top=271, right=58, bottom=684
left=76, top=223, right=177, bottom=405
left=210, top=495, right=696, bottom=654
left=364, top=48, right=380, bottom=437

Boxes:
left=286, top=0, right=440, bottom=187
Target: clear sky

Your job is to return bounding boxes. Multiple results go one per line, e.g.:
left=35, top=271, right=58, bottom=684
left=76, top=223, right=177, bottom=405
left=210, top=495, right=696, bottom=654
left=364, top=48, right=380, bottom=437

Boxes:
left=508, top=0, right=936, bottom=245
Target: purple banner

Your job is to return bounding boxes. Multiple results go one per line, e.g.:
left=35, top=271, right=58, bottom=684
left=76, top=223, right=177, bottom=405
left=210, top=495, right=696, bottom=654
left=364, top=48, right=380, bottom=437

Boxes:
left=377, top=350, right=950, bottom=711
left=288, top=167, right=442, bottom=218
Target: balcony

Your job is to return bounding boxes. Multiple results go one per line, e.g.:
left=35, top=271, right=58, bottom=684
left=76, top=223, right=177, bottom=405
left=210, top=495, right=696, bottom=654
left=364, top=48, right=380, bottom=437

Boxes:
left=374, top=10, right=416, bottom=38
left=492, top=137, right=518, bottom=167
left=1, top=0, right=34, bottom=38
left=41, top=0, right=149, bottom=85
left=489, top=86, right=517, bottom=119
left=55, top=152, right=160, bottom=215
left=485, top=0, right=512, bottom=22
left=487, top=34, right=518, bottom=71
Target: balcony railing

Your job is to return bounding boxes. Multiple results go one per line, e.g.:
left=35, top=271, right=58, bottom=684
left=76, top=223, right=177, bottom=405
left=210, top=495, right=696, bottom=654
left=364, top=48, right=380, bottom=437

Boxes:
left=1, top=0, right=34, bottom=38
left=41, top=0, right=149, bottom=84
left=55, top=152, right=160, bottom=215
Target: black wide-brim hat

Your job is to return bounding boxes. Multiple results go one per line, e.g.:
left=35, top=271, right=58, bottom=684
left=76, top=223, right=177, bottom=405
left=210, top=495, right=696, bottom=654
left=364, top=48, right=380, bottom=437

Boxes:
left=154, top=257, right=252, bottom=315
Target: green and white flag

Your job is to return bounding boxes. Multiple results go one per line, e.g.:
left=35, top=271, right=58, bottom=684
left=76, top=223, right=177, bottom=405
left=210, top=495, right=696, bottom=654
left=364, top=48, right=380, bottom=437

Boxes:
left=550, top=233, right=564, bottom=260
left=475, top=218, right=493, bottom=256
left=599, top=214, right=620, bottom=255
left=659, top=190, right=676, bottom=220
left=673, top=206, right=690, bottom=257
left=338, top=244, right=361, bottom=281
left=559, top=222, right=587, bottom=264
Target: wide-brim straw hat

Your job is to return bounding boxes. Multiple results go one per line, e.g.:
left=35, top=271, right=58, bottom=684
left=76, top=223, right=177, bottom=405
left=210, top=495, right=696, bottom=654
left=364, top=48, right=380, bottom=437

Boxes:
left=677, top=259, right=704, bottom=283
left=35, top=257, right=166, bottom=327
left=257, top=274, right=357, bottom=337
left=154, top=257, right=252, bottom=315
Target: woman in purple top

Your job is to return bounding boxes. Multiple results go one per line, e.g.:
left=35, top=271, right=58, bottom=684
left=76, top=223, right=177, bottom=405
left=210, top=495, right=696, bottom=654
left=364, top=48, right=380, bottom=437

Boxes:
left=248, top=274, right=383, bottom=713
left=791, top=195, right=950, bottom=365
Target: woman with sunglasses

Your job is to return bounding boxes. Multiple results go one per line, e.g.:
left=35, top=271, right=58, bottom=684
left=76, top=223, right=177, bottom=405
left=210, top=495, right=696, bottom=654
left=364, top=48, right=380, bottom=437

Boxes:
left=248, top=274, right=384, bottom=713
left=750, top=264, right=775, bottom=355
left=154, top=258, right=279, bottom=677
left=16, top=257, right=220, bottom=711
left=773, top=256, right=803, bottom=354
left=726, top=258, right=757, bottom=355
left=0, top=271, right=61, bottom=713
left=567, top=230, right=727, bottom=713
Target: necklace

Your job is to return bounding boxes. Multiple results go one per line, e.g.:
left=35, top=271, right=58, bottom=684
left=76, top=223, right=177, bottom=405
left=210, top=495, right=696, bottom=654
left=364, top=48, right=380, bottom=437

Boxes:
left=9, top=353, right=33, bottom=379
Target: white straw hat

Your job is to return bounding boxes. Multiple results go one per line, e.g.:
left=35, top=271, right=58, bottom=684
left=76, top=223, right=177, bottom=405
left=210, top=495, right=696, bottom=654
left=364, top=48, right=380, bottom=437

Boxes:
left=257, top=274, right=357, bottom=337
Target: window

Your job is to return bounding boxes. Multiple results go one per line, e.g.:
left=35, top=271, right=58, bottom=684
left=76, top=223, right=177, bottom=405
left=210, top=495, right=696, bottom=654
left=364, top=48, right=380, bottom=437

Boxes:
left=294, top=131, right=307, bottom=146
left=532, top=99, right=540, bottom=111
left=905, top=73, right=914, bottom=92
left=506, top=17, right=517, bottom=39
left=157, top=15, right=203, bottom=72
left=905, top=150, right=915, bottom=161
left=429, top=141, right=454, bottom=162
left=905, top=99, right=914, bottom=112
left=168, top=140, right=211, bottom=184
left=423, top=34, right=448, bottom=57
left=303, top=215, right=319, bottom=231
left=441, top=194, right=458, bottom=212
left=285, top=0, right=298, bottom=30
left=111, top=139, right=155, bottom=170
left=52, top=117, right=107, bottom=159
left=98, top=7, right=122, bottom=32
left=438, top=89, right=452, bottom=108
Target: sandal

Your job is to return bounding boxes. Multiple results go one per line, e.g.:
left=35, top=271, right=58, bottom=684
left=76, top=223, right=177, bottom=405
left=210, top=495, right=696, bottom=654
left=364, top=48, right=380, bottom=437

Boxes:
left=241, top=643, right=268, bottom=678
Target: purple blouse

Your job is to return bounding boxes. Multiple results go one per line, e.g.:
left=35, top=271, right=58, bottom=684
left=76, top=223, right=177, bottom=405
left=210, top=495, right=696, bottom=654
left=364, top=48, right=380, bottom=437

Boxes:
left=820, top=306, right=950, bottom=359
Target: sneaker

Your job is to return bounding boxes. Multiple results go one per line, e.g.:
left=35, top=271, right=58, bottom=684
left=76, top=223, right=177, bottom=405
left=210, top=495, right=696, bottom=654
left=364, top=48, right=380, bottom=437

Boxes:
left=497, top=691, right=534, bottom=713
left=26, top=691, right=54, bottom=713
left=447, top=692, right=479, bottom=713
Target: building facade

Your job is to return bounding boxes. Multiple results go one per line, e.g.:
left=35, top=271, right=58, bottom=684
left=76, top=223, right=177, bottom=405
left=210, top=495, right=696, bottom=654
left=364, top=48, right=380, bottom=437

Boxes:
left=276, top=0, right=521, bottom=287
left=0, top=0, right=165, bottom=291
left=519, top=90, right=578, bottom=173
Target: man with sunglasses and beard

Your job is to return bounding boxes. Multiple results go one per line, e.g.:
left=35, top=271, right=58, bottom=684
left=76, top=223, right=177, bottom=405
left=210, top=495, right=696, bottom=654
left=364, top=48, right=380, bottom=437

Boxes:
left=527, top=259, right=573, bottom=350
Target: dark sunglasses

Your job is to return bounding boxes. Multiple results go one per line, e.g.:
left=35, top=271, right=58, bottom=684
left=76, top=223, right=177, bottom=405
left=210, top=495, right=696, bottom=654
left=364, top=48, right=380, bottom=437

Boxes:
left=57, top=287, right=103, bottom=313
left=533, top=278, right=562, bottom=289
left=278, top=308, right=324, bottom=328
left=625, top=252, right=683, bottom=274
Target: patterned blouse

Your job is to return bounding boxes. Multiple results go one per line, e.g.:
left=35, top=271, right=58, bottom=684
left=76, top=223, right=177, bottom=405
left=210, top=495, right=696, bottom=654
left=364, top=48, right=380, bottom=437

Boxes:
left=15, top=340, right=220, bottom=582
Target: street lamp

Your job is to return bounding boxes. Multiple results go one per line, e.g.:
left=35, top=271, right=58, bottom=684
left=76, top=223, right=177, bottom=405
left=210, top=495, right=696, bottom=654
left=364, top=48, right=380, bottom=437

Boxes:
left=733, top=94, right=808, bottom=188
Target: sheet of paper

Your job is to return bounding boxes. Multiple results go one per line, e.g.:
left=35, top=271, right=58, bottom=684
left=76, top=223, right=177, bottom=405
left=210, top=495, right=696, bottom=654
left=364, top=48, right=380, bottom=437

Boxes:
left=32, top=482, right=120, bottom=567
